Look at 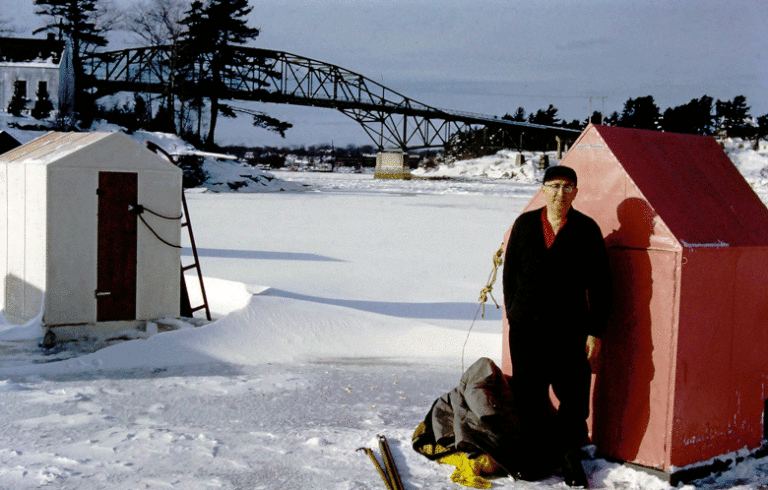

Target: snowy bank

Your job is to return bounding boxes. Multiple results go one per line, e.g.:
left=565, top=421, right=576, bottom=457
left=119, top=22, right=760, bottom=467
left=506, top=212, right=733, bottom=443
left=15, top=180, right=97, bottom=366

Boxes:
left=412, top=149, right=559, bottom=182
left=0, top=282, right=498, bottom=378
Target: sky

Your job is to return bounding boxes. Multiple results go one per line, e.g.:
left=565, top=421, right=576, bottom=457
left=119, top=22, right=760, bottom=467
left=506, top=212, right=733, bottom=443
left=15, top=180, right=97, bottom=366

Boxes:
left=3, top=0, right=767, bottom=147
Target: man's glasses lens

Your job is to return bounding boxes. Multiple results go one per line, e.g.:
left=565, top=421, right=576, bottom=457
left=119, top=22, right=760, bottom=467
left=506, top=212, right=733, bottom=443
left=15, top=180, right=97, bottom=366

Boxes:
left=545, top=184, right=575, bottom=193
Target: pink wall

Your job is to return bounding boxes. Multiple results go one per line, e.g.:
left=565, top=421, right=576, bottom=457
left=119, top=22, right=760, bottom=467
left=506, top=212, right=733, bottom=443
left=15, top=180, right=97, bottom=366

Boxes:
left=672, top=247, right=768, bottom=467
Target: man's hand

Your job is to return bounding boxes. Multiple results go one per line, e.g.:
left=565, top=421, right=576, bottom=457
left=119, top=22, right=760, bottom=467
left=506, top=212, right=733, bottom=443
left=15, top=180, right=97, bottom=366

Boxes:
left=586, top=335, right=601, bottom=360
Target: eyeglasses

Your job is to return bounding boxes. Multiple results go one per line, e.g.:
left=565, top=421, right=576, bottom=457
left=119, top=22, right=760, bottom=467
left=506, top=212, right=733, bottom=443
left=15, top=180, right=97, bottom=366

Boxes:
left=544, top=183, right=576, bottom=194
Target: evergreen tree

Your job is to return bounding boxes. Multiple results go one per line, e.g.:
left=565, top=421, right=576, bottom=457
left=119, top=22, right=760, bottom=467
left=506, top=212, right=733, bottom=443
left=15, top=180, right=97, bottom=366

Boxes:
left=202, top=0, right=260, bottom=149
left=563, top=119, right=583, bottom=131
left=526, top=105, right=561, bottom=150
left=133, top=94, right=153, bottom=130
left=31, top=83, right=54, bottom=119
left=7, top=80, right=29, bottom=116
left=178, top=0, right=290, bottom=148
left=251, top=113, right=292, bottom=138
left=33, top=0, right=107, bottom=60
left=584, top=111, right=603, bottom=125
left=504, top=107, right=526, bottom=122
left=177, top=0, right=208, bottom=141
left=756, top=113, right=768, bottom=142
left=34, top=0, right=107, bottom=52
left=527, top=104, right=561, bottom=126
left=716, top=95, right=752, bottom=138
left=661, top=96, right=714, bottom=135
left=33, top=0, right=108, bottom=126
left=603, top=111, right=620, bottom=126
left=151, top=104, right=178, bottom=133
left=618, top=95, right=660, bottom=130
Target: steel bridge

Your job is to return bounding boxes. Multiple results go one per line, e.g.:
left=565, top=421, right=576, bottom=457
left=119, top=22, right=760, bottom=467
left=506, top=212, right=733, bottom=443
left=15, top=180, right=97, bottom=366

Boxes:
left=82, top=45, right=579, bottom=150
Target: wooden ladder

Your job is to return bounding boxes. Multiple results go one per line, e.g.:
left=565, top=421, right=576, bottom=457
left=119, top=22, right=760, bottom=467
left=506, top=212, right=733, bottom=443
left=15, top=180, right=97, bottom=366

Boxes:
left=180, top=190, right=211, bottom=321
left=145, top=141, right=211, bottom=322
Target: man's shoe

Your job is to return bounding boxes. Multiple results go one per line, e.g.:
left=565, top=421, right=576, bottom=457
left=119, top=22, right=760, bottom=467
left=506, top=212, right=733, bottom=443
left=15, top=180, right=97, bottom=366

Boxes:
left=562, top=449, right=589, bottom=488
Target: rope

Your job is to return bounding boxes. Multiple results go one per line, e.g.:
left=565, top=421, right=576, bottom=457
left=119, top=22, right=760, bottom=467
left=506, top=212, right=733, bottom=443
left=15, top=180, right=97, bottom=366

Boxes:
left=478, top=245, right=504, bottom=317
left=133, top=204, right=183, bottom=249
left=461, top=243, right=504, bottom=372
left=134, top=204, right=182, bottom=220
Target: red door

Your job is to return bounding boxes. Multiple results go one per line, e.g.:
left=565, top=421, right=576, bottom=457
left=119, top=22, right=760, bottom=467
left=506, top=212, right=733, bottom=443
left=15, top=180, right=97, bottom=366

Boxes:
left=97, top=172, right=138, bottom=322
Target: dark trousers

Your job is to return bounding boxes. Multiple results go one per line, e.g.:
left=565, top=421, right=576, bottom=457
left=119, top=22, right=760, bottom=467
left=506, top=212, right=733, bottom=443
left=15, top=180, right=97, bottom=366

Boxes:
left=511, top=345, right=592, bottom=455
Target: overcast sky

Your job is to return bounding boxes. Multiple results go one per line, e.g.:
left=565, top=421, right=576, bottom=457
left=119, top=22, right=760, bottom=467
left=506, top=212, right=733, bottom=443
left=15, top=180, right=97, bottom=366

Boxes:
left=4, top=0, right=767, bottom=147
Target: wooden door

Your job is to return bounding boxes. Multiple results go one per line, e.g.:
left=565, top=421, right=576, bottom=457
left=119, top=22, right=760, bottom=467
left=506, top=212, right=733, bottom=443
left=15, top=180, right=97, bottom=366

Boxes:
left=97, top=171, right=138, bottom=322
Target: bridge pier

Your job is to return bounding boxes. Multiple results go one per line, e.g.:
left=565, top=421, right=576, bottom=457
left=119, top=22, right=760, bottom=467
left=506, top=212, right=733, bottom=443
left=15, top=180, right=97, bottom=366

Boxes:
left=374, top=150, right=411, bottom=180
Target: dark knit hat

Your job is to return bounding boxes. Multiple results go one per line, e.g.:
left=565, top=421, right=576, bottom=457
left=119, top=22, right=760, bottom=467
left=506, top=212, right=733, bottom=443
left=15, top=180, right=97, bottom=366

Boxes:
left=543, top=165, right=577, bottom=186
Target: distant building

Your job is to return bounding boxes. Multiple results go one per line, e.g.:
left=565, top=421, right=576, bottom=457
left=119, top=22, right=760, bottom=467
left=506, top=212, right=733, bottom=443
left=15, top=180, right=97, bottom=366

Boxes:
left=0, top=35, right=64, bottom=114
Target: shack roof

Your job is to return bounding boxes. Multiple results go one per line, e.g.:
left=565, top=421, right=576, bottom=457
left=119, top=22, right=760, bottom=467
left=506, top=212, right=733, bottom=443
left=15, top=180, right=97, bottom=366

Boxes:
left=0, top=131, right=180, bottom=173
left=576, top=125, right=768, bottom=248
left=0, top=131, right=20, bottom=155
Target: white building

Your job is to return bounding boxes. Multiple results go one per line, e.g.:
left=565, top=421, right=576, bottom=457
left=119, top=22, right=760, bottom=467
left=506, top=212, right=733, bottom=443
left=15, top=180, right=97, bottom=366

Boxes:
left=0, top=60, right=60, bottom=112
left=0, top=36, right=63, bottom=114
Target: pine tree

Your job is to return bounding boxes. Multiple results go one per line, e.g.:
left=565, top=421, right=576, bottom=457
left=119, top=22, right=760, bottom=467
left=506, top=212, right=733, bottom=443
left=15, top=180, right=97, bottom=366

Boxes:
left=33, top=0, right=108, bottom=125
left=504, top=107, right=526, bottom=122
left=178, top=0, right=209, bottom=143
left=716, top=95, right=752, bottom=138
left=8, top=80, right=29, bottom=116
left=756, top=114, right=768, bottom=142
left=661, top=96, right=714, bottom=135
left=202, top=0, right=260, bottom=149
left=133, top=94, right=153, bottom=130
left=618, top=96, right=660, bottom=130
left=527, top=105, right=562, bottom=150
left=584, top=111, right=603, bottom=125
left=31, top=83, right=54, bottom=119
left=527, top=104, right=561, bottom=126
left=604, top=111, right=620, bottom=126
left=178, top=0, right=290, bottom=148
left=33, top=0, right=107, bottom=60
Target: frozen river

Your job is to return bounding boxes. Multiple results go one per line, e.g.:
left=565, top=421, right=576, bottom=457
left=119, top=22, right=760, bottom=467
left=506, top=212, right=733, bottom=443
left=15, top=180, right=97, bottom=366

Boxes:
left=0, top=170, right=765, bottom=489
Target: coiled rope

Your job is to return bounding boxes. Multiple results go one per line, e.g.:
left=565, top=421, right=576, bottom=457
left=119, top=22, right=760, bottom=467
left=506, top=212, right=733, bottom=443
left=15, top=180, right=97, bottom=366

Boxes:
left=461, top=243, right=504, bottom=372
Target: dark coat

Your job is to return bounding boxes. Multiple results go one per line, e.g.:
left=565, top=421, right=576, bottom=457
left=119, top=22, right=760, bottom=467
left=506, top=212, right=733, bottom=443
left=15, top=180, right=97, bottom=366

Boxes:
left=412, top=357, right=561, bottom=477
left=502, top=207, right=611, bottom=358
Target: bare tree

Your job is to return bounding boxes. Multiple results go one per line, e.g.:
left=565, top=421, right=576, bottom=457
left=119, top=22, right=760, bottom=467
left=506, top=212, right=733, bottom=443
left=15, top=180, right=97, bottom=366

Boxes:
left=123, top=0, right=190, bottom=133
left=95, top=0, right=124, bottom=40
left=124, top=0, right=188, bottom=46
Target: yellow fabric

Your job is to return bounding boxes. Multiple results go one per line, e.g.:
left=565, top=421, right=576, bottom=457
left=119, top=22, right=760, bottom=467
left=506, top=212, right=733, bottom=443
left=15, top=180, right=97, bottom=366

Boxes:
left=413, top=421, right=503, bottom=488
left=412, top=421, right=454, bottom=459
left=436, top=452, right=502, bottom=489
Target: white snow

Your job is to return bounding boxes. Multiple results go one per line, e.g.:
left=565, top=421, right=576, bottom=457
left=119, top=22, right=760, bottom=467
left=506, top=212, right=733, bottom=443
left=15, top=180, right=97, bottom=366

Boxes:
left=412, top=148, right=557, bottom=182
left=1, top=114, right=768, bottom=489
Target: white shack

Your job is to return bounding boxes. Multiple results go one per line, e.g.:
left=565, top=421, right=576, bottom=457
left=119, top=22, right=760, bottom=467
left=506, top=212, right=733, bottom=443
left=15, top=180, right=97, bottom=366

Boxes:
left=0, top=131, right=183, bottom=342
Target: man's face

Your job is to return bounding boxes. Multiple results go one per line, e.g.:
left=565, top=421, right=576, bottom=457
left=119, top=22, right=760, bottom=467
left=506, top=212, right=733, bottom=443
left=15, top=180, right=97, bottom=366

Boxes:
left=542, top=177, right=578, bottom=214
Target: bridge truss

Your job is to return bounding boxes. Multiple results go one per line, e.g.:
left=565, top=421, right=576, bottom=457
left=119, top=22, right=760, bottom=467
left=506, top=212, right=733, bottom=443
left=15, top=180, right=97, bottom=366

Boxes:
left=82, top=45, right=578, bottom=150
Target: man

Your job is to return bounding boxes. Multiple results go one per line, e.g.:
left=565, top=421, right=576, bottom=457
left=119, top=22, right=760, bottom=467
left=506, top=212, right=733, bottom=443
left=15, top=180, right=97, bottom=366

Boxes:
left=502, top=165, right=611, bottom=487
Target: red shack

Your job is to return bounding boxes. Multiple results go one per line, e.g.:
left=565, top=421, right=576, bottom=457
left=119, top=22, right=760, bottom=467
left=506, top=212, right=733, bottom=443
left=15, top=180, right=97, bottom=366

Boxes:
left=501, top=124, right=768, bottom=475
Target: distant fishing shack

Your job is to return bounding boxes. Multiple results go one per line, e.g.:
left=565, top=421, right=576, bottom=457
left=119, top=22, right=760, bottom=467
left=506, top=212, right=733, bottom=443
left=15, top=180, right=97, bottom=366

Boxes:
left=0, top=131, right=183, bottom=344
